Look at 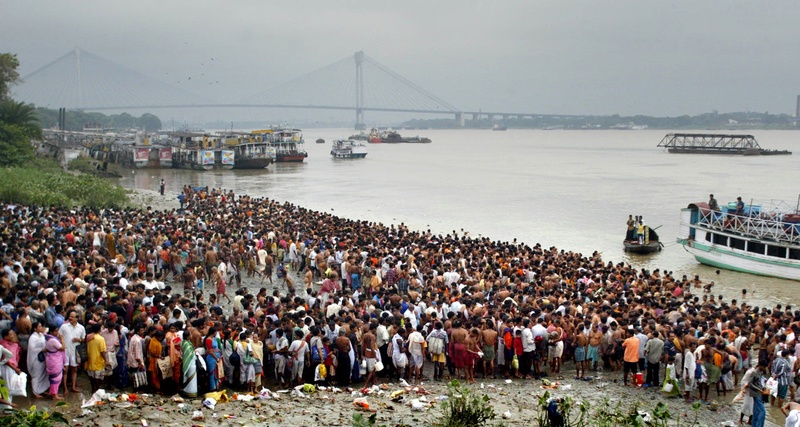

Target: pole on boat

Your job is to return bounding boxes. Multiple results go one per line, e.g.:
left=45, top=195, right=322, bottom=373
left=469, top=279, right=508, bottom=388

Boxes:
left=795, top=194, right=799, bottom=214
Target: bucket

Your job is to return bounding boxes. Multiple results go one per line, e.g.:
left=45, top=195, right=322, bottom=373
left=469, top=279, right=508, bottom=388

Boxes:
left=635, top=372, right=643, bottom=387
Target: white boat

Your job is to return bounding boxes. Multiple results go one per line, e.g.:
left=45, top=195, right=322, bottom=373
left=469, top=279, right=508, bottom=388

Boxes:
left=677, top=198, right=800, bottom=281
left=330, top=139, right=367, bottom=159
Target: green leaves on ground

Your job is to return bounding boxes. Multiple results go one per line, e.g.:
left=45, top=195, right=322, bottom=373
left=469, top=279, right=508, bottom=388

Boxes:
left=0, top=405, right=69, bottom=427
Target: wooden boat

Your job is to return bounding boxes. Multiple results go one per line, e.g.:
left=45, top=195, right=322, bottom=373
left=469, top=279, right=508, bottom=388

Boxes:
left=316, top=138, right=325, bottom=144
left=624, top=227, right=663, bottom=254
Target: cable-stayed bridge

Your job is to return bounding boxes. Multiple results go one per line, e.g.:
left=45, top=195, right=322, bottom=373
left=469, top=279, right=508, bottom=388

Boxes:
left=15, top=48, right=572, bottom=129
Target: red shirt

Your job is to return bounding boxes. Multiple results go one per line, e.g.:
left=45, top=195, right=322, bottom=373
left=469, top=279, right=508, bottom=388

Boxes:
left=513, top=336, right=523, bottom=356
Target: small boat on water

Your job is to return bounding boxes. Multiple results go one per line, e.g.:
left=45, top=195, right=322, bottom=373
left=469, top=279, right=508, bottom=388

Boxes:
left=330, top=139, right=367, bottom=159
left=624, top=226, right=663, bottom=254
left=382, top=131, right=431, bottom=144
left=316, top=138, right=325, bottom=144
left=349, top=132, right=369, bottom=142
left=368, top=128, right=382, bottom=144
left=677, top=197, right=800, bottom=281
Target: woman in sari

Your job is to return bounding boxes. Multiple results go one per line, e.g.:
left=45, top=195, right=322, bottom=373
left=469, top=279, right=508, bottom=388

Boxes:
left=27, top=322, right=49, bottom=399
left=113, top=324, right=129, bottom=389
left=204, top=327, right=221, bottom=391
left=181, top=330, right=197, bottom=397
left=148, top=330, right=164, bottom=392
left=44, top=326, right=66, bottom=400
left=166, top=323, right=183, bottom=385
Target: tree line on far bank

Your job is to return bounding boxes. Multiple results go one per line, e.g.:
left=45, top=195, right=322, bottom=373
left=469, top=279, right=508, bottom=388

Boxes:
left=402, top=111, right=799, bottom=130
left=35, top=108, right=162, bottom=132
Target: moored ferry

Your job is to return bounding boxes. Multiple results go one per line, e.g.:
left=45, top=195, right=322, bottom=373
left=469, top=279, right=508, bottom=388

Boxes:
left=169, top=132, right=234, bottom=171
left=226, top=133, right=276, bottom=169
left=251, top=128, right=307, bottom=162
left=677, top=198, right=800, bottom=281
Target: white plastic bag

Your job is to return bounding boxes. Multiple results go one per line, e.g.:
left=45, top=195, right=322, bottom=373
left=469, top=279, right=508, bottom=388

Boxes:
left=374, top=360, right=384, bottom=372
left=662, top=382, right=674, bottom=393
left=766, top=377, right=778, bottom=397
left=7, top=370, right=27, bottom=397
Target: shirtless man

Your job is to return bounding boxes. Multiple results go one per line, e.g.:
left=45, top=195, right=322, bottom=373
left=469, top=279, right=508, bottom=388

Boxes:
left=549, top=318, right=564, bottom=374
left=205, top=245, right=218, bottom=276
left=315, top=251, right=326, bottom=279
left=450, top=320, right=468, bottom=380
left=261, top=253, right=274, bottom=285
left=481, top=320, right=498, bottom=378
left=303, top=265, right=313, bottom=294
left=574, top=324, right=589, bottom=379
left=16, top=306, right=33, bottom=354
left=588, top=323, right=604, bottom=371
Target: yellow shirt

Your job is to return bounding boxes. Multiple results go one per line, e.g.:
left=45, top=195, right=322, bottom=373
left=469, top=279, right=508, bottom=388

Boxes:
left=86, top=334, right=107, bottom=371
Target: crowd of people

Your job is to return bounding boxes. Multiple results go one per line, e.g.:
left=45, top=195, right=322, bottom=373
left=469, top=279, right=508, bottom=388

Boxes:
left=0, top=187, right=799, bottom=426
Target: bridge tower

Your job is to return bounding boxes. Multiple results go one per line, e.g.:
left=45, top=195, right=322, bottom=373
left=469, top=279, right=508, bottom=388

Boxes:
left=75, top=47, right=83, bottom=109
left=355, top=51, right=365, bottom=130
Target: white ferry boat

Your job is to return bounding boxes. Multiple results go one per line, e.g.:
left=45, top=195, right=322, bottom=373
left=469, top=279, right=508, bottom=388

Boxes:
left=677, top=198, right=800, bottom=281
left=330, top=139, right=367, bottom=159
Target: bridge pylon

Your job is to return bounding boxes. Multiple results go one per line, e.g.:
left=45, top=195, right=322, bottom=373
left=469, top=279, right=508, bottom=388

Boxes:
left=355, top=51, right=365, bottom=130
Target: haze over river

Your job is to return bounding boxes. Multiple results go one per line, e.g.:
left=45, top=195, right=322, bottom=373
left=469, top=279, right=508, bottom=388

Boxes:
left=119, top=129, right=800, bottom=307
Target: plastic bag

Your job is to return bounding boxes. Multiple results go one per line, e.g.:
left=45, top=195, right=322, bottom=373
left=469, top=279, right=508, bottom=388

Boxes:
left=375, top=360, right=384, bottom=372
left=662, top=382, right=674, bottom=393
left=7, top=370, right=27, bottom=397
left=81, top=389, right=107, bottom=408
left=204, top=390, right=229, bottom=403
left=353, top=397, right=370, bottom=410
left=766, top=377, right=778, bottom=397
left=410, top=398, right=426, bottom=411
left=511, top=355, right=519, bottom=370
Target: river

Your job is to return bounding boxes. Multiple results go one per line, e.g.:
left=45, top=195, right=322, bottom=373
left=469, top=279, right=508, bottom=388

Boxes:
left=119, top=128, right=800, bottom=308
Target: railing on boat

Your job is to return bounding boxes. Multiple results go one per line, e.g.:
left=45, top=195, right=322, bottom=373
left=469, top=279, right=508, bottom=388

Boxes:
left=696, top=206, right=800, bottom=244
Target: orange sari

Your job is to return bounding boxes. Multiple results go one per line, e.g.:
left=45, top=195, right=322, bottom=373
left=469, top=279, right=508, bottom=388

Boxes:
left=166, top=331, right=182, bottom=382
left=148, top=338, right=162, bottom=390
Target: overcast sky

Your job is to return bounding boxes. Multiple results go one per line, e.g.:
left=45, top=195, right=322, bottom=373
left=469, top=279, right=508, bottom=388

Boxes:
left=2, top=1, right=800, bottom=117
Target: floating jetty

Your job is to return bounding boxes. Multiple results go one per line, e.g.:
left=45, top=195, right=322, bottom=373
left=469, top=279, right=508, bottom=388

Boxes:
left=657, top=133, right=791, bottom=156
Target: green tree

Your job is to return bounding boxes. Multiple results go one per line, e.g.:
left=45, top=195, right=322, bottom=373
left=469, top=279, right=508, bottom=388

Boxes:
left=138, top=113, right=162, bottom=131
left=0, top=122, right=35, bottom=167
left=0, top=99, right=43, bottom=140
left=0, top=53, right=21, bottom=101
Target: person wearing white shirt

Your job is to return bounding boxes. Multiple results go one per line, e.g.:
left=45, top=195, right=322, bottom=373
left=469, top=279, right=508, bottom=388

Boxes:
left=59, top=311, right=85, bottom=392
left=404, top=304, right=418, bottom=329
left=450, top=300, right=463, bottom=317
left=326, top=300, right=341, bottom=318
left=521, top=319, right=536, bottom=378
left=683, top=342, right=697, bottom=402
